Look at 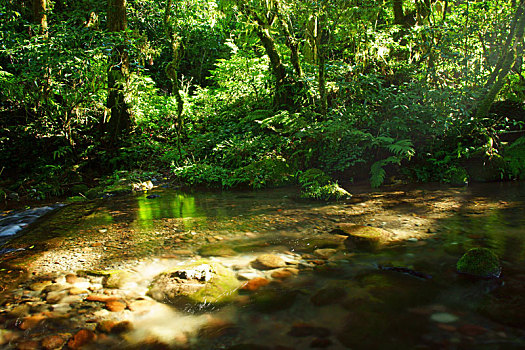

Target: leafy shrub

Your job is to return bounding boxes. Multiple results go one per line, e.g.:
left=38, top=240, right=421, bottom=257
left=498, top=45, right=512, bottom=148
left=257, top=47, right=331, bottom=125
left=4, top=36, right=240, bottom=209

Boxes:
left=503, top=137, right=525, bottom=180
left=298, top=169, right=331, bottom=188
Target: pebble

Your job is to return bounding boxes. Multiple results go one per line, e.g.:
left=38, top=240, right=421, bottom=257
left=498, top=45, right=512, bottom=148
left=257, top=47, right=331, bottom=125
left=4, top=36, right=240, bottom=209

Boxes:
left=458, top=324, right=487, bottom=336
left=42, top=334, right=67, bottom=350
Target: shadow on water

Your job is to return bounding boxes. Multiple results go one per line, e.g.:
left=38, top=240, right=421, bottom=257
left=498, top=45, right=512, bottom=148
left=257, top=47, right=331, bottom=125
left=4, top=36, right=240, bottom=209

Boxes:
left=0, top=184, right=525, bottom=349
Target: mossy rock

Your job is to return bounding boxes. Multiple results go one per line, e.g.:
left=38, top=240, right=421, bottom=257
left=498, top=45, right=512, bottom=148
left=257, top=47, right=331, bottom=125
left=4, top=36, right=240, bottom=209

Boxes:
left=85, top=188, right=103, bottom=200
left=301, top=182, right=352, bottom=201
left=66, top=196, right=87, bottom=203
left=198, top=244, right=236, bottom=257
left=148, top=260, right=241, bottom=306
left=70, top=184, right=89, bottom=196
left=456, top=248, right=501, bottom=278
left=340, top=224, right=395, bottom=251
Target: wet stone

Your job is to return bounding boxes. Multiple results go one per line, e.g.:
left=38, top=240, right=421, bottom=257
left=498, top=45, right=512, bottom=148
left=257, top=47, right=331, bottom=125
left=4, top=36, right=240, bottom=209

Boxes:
left=288, top=323, right=331, bottom=338
left=29, top=280, right=53, bottom=292
left=105, top=300, right=126, bottom=312
left=271, top=268, right=299, bottom=280
left=15, top=340, right=40, bottom=350
left=19, top=314, right=46, bottom=330
left=41, top=334, right=67, bottom=350
left=67, top=329, right=96, bottom=349
left=251, top=254, right=287, bottom=270
left=310, top=337, right=333, bottom=348
left=241, top=278, right=270, bottom=291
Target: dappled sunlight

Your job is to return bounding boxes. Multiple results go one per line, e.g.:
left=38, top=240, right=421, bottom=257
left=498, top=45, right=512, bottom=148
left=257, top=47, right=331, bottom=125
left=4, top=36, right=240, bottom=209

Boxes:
left=1, top=184, right=525, bottom=348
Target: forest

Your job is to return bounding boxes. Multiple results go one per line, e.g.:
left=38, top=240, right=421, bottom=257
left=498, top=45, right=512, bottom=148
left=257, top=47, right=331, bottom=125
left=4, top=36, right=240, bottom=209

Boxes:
left=1, top=0, right=525, bottom=202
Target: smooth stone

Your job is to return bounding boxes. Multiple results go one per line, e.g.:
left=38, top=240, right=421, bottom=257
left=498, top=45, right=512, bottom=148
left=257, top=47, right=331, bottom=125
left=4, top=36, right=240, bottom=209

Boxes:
left=251, top=254, right=287, bottom=270
left=271, top=268, right=299, bottom=280
left=19, top=314, right=47, bottom=330
left=240, top=278, right=270, bottom=291
left=237, top=271, right=262, bottom=281
left=105, top=300, right=126, bottom=312
left=430, top=313, right=458, bottom=323
left=314, top=249, right=338, bottom=259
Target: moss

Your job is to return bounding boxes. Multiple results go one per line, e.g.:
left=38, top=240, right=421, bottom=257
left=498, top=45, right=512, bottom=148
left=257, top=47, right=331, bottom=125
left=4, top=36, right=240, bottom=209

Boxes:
left=456, top=248, right=501, bottom=278
left=148, top=260, right=241, bottom=306
left=189, top=262, right=240, bottom=304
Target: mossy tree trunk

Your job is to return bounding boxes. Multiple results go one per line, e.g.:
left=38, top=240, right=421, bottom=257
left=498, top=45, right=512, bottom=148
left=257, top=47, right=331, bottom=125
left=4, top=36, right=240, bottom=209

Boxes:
left=106, top=0, right=132, bottom=142
left=235, top=1, right=298, bottom=108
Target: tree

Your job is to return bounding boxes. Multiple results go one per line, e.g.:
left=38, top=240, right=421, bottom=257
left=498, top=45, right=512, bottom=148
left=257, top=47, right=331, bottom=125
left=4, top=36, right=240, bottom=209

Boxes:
left=232, top=0, right=300, bottom=108
left=32, top=0, right=48, bottom=36
left=164, top=0, right=185, bottom=158
left=477, top=0, right=525, bottom=118
left=106, top=0, right=132, bottom=141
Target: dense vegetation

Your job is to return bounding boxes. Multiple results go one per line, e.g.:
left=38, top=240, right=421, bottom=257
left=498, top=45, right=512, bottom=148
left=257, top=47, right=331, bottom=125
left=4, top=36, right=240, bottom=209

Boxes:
left=1, top=0, right=525, bottom=201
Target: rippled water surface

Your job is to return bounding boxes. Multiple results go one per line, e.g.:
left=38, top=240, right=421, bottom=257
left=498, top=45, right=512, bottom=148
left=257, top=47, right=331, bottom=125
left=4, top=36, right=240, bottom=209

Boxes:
left=0, top=183, right=524, bottom=349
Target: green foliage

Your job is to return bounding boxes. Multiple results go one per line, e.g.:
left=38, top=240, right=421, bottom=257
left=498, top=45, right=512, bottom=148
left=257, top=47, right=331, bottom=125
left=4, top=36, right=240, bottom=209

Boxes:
left=298, top=169, right=331, bottom=188
left=503, top=137, right=525, bottom=180
left=298, top=168, right=351, bottom=201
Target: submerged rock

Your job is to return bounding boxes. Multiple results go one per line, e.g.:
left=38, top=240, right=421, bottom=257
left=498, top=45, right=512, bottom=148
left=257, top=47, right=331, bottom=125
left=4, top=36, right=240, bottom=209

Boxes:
left=456, top=248, right=501, bottom=278
left=339, top=224, right=394, bottom=251
left=148, top=260, right=241, bottom=306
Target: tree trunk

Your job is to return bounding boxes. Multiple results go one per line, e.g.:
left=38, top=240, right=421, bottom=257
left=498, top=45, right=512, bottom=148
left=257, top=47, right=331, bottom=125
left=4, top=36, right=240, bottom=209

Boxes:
left=106, top=0, right=131, bottom=141
left=32, top=0, right=47, bottom=36
left=317, top=19, right=328, bottom=117
left=477, top=0, right=525, bottom=118
left=279, top=14, right=302, bottom=78
left=255, top=26, right=290, bottom=107
left=164, top=0, right=185, bottom=159
left=393, top=0, right=405, bottom=25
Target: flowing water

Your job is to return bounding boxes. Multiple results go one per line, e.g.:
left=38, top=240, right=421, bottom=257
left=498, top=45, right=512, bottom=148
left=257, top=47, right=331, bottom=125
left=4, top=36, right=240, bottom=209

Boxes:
left=0, top=183, right=524, bottom=349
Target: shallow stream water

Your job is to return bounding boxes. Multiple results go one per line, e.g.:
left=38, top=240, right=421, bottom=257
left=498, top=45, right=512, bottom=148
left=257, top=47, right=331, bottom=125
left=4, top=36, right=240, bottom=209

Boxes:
left=0, top=183, right=524, bottom=349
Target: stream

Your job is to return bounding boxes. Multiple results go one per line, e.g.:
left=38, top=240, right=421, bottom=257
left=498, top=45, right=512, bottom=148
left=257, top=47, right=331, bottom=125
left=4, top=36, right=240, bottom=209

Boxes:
left=0, top=183, right=524, bottom=349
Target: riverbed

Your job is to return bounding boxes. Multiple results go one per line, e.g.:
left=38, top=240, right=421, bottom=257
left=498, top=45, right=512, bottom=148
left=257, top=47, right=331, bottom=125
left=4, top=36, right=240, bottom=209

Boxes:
left=0, top=183, right=524, bottom=349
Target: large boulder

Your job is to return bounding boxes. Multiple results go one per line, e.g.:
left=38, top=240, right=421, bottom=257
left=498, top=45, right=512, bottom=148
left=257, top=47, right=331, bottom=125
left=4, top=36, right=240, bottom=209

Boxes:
left=148, top=260, right=241, bottom=307
left=456, top=248, right=501, bottom=278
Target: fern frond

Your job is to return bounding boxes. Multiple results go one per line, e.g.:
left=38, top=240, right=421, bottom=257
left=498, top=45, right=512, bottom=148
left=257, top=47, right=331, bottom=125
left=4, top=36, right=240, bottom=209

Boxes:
left=387, top=139, right=415, bottom=158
